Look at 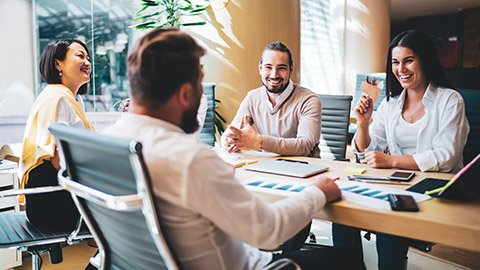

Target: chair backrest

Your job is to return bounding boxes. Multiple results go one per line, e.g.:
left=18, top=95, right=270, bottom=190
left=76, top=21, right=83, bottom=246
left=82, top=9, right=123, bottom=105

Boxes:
left=199, top=83, right=215, bottom=146
left=457, top=89, right=480, bottom=165
left=318, top=94, right=353, bottom=160
left=49, top=123, right=181, bottom=270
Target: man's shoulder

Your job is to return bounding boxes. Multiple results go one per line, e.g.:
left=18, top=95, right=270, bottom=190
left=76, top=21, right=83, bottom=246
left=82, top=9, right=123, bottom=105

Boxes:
left=291, top=84, right=321, bottom=106
left=292, top=84, right=318, bottom=97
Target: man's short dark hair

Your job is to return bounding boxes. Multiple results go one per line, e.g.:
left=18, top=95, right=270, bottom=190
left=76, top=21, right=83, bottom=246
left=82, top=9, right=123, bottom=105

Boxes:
left=128, top=28, right=205, bottom=108
left=259, top=41, right=293, bottom=67
left=39, top=39, right=90, bottom=94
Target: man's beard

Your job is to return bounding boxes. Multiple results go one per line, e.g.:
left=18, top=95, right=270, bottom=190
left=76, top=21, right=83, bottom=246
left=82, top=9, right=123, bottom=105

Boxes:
left=264, top=79, right=290, bottom=94
left=180, top=93, right=201, bottom=134
left=180, top=107, right=199, bottom=134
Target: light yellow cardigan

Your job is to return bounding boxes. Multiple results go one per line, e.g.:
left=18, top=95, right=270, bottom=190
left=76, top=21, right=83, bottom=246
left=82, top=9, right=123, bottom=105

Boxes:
left=19, top=84, right=95, bottom=203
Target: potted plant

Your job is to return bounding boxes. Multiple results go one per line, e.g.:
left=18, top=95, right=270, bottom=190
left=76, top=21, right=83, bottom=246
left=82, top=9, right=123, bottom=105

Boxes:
left=132, top=0, right=211, bottom=30
left=130, top=0, right=227, bottom=138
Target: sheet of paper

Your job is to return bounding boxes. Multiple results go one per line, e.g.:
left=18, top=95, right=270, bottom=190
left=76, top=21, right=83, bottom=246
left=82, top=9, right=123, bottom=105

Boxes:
left=243, top=177, right=431, bottom=210
left=336, top=181, right=430, bottom=210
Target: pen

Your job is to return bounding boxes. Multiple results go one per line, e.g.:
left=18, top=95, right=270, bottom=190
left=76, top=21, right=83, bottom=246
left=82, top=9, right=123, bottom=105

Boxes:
left=277, top=159, right=308, bottom=164
left=348, top=175, right=387, bottom=181
left=360, top=180, right=411, bottom=186
left=347, top=175, right=411, bottom=185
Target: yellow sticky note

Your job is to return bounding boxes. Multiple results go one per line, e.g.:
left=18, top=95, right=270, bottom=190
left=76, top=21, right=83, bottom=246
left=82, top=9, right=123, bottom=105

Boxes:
left=343, top=167, right=366, bottom=174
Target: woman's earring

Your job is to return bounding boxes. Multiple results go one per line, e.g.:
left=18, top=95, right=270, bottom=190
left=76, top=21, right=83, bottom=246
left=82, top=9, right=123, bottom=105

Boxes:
left=59, top=70, right=63, bottom=77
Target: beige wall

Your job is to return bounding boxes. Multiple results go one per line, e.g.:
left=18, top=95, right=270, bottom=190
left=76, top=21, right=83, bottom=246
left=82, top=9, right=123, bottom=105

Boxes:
left=0, top=0, right=35, bottom=116
left=344, top=0, right=390, bottom=96
left=185, top=0, right=300, bottom=126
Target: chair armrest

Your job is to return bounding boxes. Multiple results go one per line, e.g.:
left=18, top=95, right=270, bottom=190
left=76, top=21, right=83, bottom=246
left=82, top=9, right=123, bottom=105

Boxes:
left=262, top=258, right=301, bottom=270
left=0, top=186, right=64, bottom=198
left=58, top=169, right=142, bottom=211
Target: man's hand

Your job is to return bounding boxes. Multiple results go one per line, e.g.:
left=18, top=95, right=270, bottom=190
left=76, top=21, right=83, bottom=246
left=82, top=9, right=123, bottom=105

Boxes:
left=225, top=116, right=263, bottom=153
left=364, top=150, right=392, bottom=168
left=311, top=175, right=341, bottom=203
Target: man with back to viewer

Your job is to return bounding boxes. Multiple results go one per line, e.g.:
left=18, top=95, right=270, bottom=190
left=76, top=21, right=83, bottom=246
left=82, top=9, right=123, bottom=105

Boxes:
left=222, top=41, right=322, bottom=157
left=102, top=28, right=355, bottom=269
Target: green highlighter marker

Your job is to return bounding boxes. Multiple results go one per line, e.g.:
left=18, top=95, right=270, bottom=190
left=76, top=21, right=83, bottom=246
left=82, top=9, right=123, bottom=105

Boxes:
left=424, top=187, right=444, bottom=195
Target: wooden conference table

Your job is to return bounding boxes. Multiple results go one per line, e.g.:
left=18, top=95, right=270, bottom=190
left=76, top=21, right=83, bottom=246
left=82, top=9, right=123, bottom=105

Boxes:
left=233, top=156, right=480, bottom=252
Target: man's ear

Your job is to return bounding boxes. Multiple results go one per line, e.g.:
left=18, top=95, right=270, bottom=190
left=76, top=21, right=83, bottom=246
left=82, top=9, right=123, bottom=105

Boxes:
left=258, top=62, right=262, bottom=75
left=177, top=82, right=194, bottom=108
left=288, top=64, right=294, bottom=78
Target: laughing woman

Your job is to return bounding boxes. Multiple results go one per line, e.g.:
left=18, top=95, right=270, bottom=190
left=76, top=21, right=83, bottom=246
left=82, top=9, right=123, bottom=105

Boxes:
left=333, top=29, right=470, bottom=270
left=19, top=39, right=95, bottom=231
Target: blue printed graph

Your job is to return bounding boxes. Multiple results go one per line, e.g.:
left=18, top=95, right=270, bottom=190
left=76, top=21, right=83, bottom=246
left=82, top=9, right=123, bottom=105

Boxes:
left=244, top=177, right=430, bottom=210
left=246, top=180, right=306, bottom=192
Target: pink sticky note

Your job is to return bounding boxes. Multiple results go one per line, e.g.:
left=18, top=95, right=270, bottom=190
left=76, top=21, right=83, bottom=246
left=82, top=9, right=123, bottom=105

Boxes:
left=361, top=81, right=382, bottom=104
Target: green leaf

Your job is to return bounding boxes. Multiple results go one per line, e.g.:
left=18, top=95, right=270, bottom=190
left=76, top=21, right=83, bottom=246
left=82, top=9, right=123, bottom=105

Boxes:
left=131, top=20, right=157, bottom=29
left=135, top=5, right=149, bottom=15
left=182, top=12, right=205, bottom=17
left=180, top=21, right=207, bottom=26
left=179, top=6, right=194, bottom=11
left=139, top=0, right=159, bottom=4
left=191, top=5, right=210, bottom=12
left=141, top=2, right=160, bottom=6
left=134, top=11, right=164, bottom=21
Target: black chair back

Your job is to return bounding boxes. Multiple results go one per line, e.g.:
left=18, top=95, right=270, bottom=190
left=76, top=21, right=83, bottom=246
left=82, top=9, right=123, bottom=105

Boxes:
left=458, top=89, right=480, bottom=165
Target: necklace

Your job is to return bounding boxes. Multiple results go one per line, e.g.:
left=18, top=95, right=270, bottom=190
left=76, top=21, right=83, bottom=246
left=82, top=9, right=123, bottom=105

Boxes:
left=403, top=104, right=424, bottom=123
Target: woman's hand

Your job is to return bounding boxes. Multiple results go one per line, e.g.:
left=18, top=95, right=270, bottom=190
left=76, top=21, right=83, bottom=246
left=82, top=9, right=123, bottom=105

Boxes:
left=354, top=93, right=374, bottom=125
left=364, top=150, right=392, bottom=168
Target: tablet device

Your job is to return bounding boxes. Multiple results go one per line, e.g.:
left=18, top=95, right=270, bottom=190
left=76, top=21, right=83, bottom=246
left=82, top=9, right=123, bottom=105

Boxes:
left=407, top=153, right=480, bottom=202
left=244, top=159, right=329, bottom=178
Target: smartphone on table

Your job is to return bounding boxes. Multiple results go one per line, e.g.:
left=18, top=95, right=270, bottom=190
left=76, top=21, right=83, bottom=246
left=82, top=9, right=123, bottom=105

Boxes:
left=387, top=171, right=415, bottom=182
left=388, top=194, right=419, bottom=212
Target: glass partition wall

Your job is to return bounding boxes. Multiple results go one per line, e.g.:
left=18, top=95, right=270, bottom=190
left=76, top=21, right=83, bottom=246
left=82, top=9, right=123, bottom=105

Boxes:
left=33, top=0, right=136, bottom=113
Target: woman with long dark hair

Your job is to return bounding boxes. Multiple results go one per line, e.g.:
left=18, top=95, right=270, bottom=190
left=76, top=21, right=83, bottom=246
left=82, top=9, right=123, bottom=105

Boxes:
left=333, top=29, right=470, bottom=269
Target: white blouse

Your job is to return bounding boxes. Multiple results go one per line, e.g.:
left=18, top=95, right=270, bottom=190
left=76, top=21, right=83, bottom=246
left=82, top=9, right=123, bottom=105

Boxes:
left=55, top=95, right=87, bottom=128
left=353, top=83, right=470, bottom=172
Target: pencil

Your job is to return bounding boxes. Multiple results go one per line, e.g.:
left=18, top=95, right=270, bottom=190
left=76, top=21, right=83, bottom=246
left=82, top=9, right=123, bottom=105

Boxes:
left=360, top=180, right=411, bottom=186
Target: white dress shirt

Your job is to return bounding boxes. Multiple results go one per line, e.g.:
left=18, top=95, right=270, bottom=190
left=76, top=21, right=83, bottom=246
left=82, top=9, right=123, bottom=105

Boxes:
left=102, top=113, right=327, bottom=270
left=353, top=83, right=470, bottom=172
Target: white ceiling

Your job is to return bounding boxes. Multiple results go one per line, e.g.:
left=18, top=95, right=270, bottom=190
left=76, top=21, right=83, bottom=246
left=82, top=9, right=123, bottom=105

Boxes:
left=391, top=0, right=480, bottom=22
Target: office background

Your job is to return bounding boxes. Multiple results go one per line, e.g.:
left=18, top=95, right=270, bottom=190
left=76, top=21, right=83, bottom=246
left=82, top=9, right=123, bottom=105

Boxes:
left=0, top=0, right=479, bottom=145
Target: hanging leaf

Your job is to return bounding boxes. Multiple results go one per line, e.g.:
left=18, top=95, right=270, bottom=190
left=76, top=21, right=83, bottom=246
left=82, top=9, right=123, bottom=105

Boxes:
left=135, top=5, right=149, bottom=15
left=131, top=20, right=157, bottom=29
left=134, top=11, right=164, bottom=21
left=180, top=21, right=207, bottom=26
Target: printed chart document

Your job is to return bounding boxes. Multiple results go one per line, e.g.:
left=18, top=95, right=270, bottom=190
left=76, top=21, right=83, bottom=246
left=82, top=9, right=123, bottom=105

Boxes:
left=244, top=177, right=430, bottom=210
